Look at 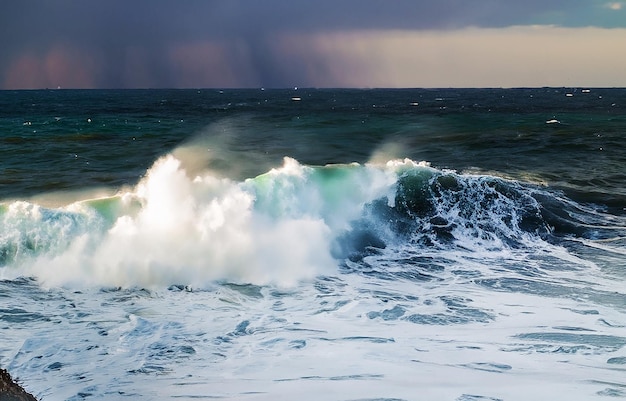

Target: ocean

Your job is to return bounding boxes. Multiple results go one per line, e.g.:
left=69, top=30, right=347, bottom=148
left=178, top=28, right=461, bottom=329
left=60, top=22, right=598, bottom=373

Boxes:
left=1, top=88, right=625, bottom=400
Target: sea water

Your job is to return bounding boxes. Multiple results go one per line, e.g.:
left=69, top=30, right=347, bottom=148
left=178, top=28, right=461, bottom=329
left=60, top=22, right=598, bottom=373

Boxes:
left=1, top=88, right=625, bottom=400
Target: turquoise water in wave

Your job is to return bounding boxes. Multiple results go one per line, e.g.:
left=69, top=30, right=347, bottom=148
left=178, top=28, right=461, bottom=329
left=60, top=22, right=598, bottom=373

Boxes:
left=1, top=88, right=625, bottom=400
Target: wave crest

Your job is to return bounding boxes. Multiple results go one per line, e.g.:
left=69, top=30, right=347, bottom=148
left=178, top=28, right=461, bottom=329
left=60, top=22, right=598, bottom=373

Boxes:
left=0, top=155, right=595, bottom=288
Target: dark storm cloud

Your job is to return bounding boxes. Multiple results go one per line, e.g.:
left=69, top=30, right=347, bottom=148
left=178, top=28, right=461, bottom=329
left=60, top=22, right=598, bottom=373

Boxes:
left=0, top=0, right=623, bottom=88
left=0, top=0, right=586, bottom=45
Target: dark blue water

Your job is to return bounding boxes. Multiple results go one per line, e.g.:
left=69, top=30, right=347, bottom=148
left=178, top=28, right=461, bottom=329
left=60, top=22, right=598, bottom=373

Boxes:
left=2, top=88, right=625, bottom=206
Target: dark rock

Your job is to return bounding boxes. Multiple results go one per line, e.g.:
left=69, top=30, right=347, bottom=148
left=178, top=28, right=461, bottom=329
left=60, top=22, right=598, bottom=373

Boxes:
left=0, top=368, right=38, bottom=401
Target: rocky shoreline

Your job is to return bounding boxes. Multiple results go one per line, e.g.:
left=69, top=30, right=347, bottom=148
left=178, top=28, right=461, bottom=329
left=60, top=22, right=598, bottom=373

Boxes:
left=0, top=369, right=37, bottom=401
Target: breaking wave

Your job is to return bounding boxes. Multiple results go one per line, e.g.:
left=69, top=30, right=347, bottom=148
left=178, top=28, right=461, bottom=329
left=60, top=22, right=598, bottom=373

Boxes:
left=0, top=154, right=604, bottom=288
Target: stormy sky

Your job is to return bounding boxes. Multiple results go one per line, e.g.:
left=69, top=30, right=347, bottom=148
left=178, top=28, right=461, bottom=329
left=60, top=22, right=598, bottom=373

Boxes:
left=2, top=0, right=626, bottom=88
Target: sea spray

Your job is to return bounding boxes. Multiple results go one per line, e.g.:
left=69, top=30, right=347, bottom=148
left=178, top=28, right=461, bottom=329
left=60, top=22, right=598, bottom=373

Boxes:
left=2, top=156, right=406, bottom=287
left=0, top=153, right=608, bottom=290
left=18, top=156, right=323, bottom=287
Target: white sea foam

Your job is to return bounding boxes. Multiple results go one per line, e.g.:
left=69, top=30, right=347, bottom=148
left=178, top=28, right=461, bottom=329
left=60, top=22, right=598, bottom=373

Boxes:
left=2, top=155, right=625, bottom=400
left=17, top=156, right=318, bottom=287
left=2, top=154, right=407, bottom=288
left=3, top=261, right=625, bottom=401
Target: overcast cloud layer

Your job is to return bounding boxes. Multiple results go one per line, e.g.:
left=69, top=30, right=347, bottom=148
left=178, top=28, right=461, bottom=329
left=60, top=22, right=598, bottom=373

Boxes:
left=2, top=0, right=626, bottom=88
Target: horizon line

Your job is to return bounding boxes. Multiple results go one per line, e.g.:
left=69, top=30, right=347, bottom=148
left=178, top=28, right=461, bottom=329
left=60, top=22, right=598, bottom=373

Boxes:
left=2, top=86, right=625, bottom=91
